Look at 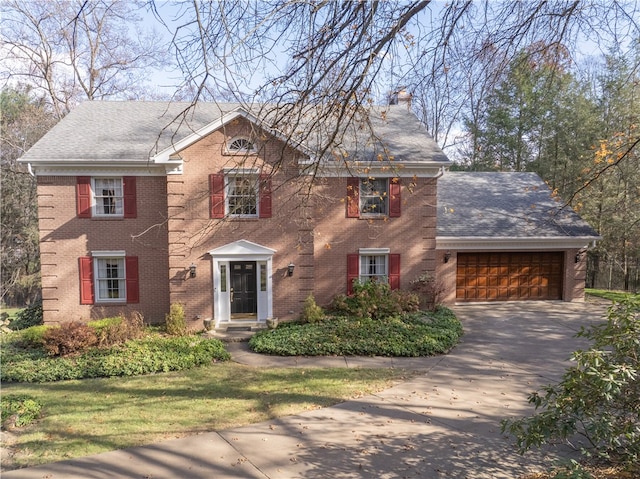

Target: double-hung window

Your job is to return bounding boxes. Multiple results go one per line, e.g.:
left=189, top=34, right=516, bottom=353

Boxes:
left=359, top=254, right=388, bottom=283
left=76, top=176, right=136, bottom=218
left=346, top=177, right=401, bottom=218
left=79, top=252, right=139, bottom=305
left=209, top=170, right=272, bottom=219
left=93, top=178, right=124, bottom=216
left=96, top=256, right=126, bottom=301
left=360, top=178, right=388, bottom=216
left=347, top=249, right=400, bottom=295
left=227, top=175, right=258, bottom=217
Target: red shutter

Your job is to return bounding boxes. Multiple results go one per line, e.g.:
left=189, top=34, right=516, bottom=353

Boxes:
left=259, top=174, right=272, bottom=218
left=79, top=257, right=94, bottom=304
left=389, top=179, right=401, bottom=217
left=388, top=254, right=400, bottom=290
left=346, top=177, right=360, bottom=218
left=77, top=176, right=92, bottom=218
left=347, top=253, right=359, bottom=295
left=210, top=173, right=225, bottom=219
left=123, top=176, right=137, bottom=218
left=125, top=256, right=139, bottom=303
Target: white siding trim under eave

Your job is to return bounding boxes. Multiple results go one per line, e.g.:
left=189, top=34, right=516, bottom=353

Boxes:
left=308, top=162, right=448, bottom=178
left=18, top=161, right=172, bottom=177
left=436, top=236, right=601, bottom=251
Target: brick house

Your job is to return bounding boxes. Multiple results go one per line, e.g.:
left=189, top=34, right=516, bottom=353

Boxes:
left=19, top=101, right=600, bottom=329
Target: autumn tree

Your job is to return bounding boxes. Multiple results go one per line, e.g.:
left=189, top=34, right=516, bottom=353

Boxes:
left=162, top=1, right=639, bottom=159
left=0, top=87, right=56, bottom=305
left=0, top=0, right=169, bottom=118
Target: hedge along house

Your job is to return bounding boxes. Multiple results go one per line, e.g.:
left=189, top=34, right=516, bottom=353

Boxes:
left=20, top=101, right=599, bottom=329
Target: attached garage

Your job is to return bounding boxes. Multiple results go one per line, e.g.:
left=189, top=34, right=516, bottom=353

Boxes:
left=456, top=252, right=563, bottom=302
left=436, top=172, right=601, bottom=305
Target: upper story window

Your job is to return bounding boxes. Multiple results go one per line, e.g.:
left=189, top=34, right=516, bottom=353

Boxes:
left=209, top=171, right=272, bottom=219
left=227, top=175, right=258, bottom=216
left=93, top=178, right=124, bottom=216
left=76, top=176, right=136, bottom=219
left=360, top=178, right=388, bottom=216
left=346, top=176, right=401, bottom=218
left=227, top=137, right=255, bottom=154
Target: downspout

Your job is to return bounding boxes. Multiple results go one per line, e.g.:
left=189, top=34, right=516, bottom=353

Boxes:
left=27, top=163, right=35, bottom=177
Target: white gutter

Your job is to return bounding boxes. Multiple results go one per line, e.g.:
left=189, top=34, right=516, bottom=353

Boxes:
left=436, top=236, right=602, bottom=250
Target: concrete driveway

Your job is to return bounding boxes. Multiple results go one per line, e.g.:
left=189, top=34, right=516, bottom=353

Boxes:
left=2, top=301, right=608, bottom=478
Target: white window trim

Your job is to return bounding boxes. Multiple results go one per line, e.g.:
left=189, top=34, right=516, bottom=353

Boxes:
left=225, top=172, right=260, bottom=218
left=225, top=136, right=257, bottom=155
left=91, top=250, right=126, bottom=303
left=92, top=177, right=124, bottom=218
left=358, top=248, right=390, bottom=283
left=359, top=177, right=389, bottom=217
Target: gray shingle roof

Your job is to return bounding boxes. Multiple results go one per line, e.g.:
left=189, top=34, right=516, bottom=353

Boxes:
left=20, top=101, right=450, bottom=165
left=437, top=172, right=600, bottom=239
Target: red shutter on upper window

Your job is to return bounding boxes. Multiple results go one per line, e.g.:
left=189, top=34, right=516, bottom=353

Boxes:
left=346, top=177, right=360, bottom=218
left=123, top=176, right=137, bottom=218
left=388, top=254, right=400, bottom=290
left=347, top=253, right=359, bottom=295
left=79, top=257, right=94, bottom=304
left=389, top=179, right=401, bottom=217
left=259, top=174, right=272, bottom=218
left=210, top=173, right=225, bottom=219
left=125, top=256, right=139, bottom=303
left=77, top=176, right=92, bottom=218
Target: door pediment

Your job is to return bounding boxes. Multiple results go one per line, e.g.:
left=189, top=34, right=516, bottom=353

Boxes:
left=209, top=239, right=276, bottom=259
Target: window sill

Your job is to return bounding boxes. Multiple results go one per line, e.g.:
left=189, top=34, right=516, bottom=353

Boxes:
left=91, top=216, right=125, bottom=221
left=95, top=301, right=127, bottom=306
left=227, top=216, right=260, bottom=222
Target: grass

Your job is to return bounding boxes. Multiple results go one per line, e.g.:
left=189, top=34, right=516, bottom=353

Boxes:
left=1, top=363, right=411, bottom=471
left=586, top=288, right=639, bottom=302
left=0, top=307, right=23, bottom=321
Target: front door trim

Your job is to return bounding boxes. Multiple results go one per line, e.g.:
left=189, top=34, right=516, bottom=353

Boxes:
left=209, top=239, right=276, bottom=327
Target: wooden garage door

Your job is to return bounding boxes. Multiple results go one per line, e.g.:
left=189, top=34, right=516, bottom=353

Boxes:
left=456, top=252, right=563, bottom=302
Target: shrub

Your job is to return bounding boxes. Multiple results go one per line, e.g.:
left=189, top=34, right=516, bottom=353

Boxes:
left=1, top=335, right=230, bottom=383
left=410, top=273, right=444, bottom=311
left=42, top=322, right=98, bottom=356
left=18, top=325, right=50, bottom=348
left=331, top=280, right=420, bottom=320
left=249, top=308, right=462, bottom=356
left=502, top=298, right=640, bottom=469
left=89, top=312, right=144, bottom=347
left=1, top=394, right=42, bottom=429
left=166, top=303, right=187, bottom=336
left=300, top=295, right=325, bottom=323
left=8, top=301, right=43, bottom=330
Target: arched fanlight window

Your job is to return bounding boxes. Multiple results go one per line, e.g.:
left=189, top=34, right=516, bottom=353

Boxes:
left=227, top=137, right=255, bottom=153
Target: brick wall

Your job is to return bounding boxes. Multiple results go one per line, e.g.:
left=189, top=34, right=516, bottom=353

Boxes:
left=165, top=119, right=314, bottom=327
left=37, top=175, right=170, bottom=324
left=312, top=176, right=438, bottom=308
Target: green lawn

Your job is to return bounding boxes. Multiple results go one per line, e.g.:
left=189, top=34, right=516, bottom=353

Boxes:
left=586, top=288, right=639, bottom=303
left=0, top=307, right=23, bottom=321
left=1, top=363, right=411, bottom=471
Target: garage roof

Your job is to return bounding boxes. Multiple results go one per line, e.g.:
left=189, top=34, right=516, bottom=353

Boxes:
left=437, top=172, right=600, bottom=240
